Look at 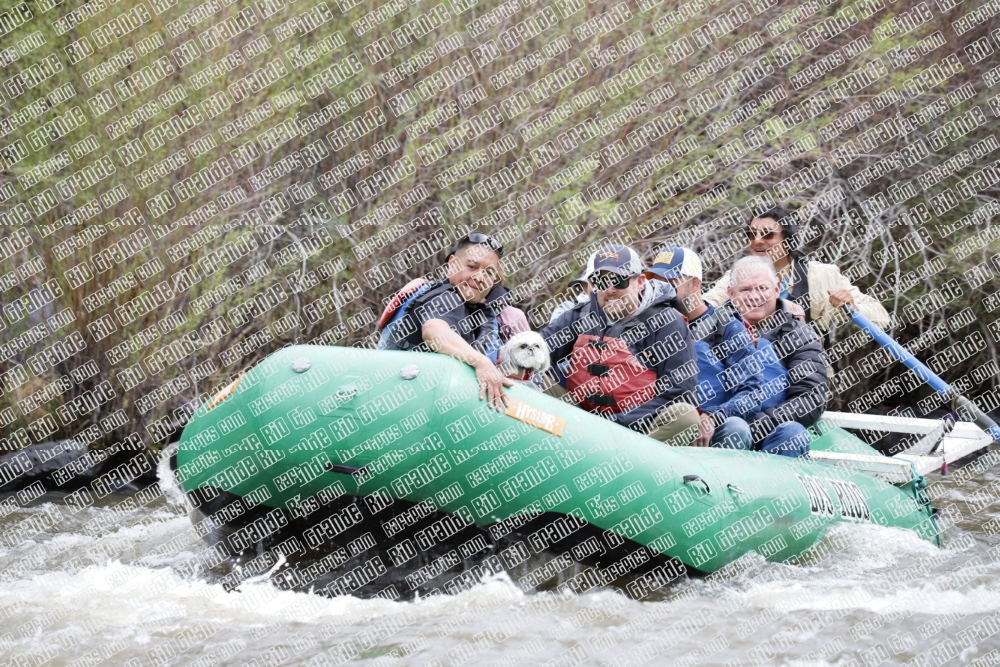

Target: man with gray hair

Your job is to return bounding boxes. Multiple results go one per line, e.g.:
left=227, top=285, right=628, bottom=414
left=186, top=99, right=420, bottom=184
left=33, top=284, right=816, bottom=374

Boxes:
left=727, top=255, right=829, bottom=457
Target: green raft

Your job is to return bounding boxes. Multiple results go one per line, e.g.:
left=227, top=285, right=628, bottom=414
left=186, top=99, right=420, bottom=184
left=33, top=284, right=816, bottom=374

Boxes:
left=172, top=345, right=938, bottom=597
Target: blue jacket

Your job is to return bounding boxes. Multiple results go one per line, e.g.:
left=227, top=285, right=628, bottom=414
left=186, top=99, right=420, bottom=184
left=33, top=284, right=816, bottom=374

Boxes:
left=688, top=304, right=762, bottom=423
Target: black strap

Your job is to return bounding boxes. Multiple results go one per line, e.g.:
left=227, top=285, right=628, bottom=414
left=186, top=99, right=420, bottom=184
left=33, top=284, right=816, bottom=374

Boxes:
left=788, top=256, right=811, bottom=323
left=587, top=394, right=618, bottom=407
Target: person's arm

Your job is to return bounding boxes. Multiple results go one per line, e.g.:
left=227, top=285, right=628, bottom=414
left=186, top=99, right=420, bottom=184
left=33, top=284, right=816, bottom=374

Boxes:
left=422, top=319, right=513, bottom=411
left=813, top=263, right=891, bottom=331
left=843, top=279, right=891, bottom=329
left=703, top=272, right=731, bottom=308
left=616, top=309, right=699, bottom=431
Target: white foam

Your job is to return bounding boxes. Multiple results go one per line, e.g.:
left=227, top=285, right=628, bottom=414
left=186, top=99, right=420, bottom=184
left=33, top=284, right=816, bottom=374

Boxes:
left=156, top=442, right=189, bottom=508
left=726, top=523, right=1000, bottom=615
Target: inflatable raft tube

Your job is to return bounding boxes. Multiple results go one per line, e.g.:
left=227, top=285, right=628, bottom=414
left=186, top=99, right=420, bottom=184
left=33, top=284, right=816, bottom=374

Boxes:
left=172, top=345, right=938, bottom=597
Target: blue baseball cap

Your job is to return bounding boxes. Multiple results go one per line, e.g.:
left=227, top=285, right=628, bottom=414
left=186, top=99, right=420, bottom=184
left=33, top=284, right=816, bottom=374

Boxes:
left=588, top=244, right=643, bottom=278
left=644, top=247, right=703, bottom=281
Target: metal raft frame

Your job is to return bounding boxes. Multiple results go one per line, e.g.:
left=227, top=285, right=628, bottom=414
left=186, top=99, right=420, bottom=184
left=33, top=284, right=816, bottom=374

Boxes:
left=811, top=411, right=995, bottom=484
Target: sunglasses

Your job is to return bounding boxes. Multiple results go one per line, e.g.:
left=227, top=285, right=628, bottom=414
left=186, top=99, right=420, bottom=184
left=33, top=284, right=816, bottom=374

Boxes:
left=746, top=228, right=781, bottom=241
left=453, top=232, right=504, bottom=257
left=591, top=272, right=634, bottom=291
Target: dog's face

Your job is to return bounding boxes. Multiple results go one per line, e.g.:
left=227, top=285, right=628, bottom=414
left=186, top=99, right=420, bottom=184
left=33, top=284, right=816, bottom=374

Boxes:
left=501, top=332, right=550, bottom=373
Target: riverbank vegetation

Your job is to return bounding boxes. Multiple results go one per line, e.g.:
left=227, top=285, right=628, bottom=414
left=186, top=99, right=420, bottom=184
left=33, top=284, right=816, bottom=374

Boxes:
left=1, top=0, right=998, bottom=452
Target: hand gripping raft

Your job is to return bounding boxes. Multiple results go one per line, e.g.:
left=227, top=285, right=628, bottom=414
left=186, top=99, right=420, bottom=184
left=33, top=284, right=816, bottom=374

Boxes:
left=172, top=345, right=938, bottom=597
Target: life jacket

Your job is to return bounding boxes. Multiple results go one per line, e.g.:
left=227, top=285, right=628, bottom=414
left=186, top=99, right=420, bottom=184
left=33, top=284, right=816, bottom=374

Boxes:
left=376, top=278, right=502, bottom=364
left=563, top=299, right=670, bottom=414
left=788, top=256, right=811, bottom=322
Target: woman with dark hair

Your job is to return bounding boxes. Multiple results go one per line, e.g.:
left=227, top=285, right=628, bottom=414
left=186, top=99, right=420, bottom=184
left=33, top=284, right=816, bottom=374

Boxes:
left=703, top=207, right=890, bottom=339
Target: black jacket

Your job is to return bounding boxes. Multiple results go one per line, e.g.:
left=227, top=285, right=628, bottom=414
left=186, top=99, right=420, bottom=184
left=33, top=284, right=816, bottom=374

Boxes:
left=747, top=300, right=830, bottom=443
left=540, top=281, right=698, bottom=433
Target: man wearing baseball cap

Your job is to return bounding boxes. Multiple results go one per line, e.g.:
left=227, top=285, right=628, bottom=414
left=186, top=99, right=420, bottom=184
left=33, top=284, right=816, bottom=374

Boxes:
left=645, top=247, right=761, bottom=450
left=539, top=243, right=701, bottom=446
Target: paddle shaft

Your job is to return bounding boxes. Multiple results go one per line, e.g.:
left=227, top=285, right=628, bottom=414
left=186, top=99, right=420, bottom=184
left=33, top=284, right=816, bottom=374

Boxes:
left=843, top=304, right=1000, bottom=443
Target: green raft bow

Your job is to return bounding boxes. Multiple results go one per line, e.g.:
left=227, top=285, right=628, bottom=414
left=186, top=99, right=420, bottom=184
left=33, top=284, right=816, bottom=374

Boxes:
left=172, top=345, right=938, bottom=598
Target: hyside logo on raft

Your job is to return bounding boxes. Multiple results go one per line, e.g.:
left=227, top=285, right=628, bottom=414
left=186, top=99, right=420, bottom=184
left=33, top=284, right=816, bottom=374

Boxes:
left=796, top=474, right=871, bottom=522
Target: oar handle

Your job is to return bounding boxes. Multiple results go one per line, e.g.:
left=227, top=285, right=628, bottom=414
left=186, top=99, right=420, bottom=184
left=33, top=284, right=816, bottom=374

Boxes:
left=842, top=304, right=1000, bottom=444
left=955, top=396, right=1000, bottom=444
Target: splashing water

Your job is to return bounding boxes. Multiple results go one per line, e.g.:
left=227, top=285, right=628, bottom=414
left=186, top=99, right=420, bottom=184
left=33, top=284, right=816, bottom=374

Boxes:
left=2, top=454, right=1000, bottom=667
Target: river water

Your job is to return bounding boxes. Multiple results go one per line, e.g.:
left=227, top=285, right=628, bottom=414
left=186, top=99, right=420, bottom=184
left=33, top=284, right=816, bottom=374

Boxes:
left=3, top=453, right=1000, bottom=667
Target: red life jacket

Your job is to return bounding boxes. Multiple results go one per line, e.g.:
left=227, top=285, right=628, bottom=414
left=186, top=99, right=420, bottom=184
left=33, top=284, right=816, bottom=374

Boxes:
left=565, top=335, right=658, bottom=414
left=377, top=278, right=429, bottom=331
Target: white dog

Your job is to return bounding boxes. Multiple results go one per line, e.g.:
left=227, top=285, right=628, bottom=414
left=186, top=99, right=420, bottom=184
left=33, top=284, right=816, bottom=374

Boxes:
left=498, top=331, right=550, bottom=386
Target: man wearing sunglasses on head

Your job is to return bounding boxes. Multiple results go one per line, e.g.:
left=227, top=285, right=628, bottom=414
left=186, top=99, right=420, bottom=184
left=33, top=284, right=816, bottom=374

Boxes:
left=539, top=244, right=702, bottom=446
left=703, top=207, right=890, bottom=349
left=378, top=233, right=524, bottom=411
